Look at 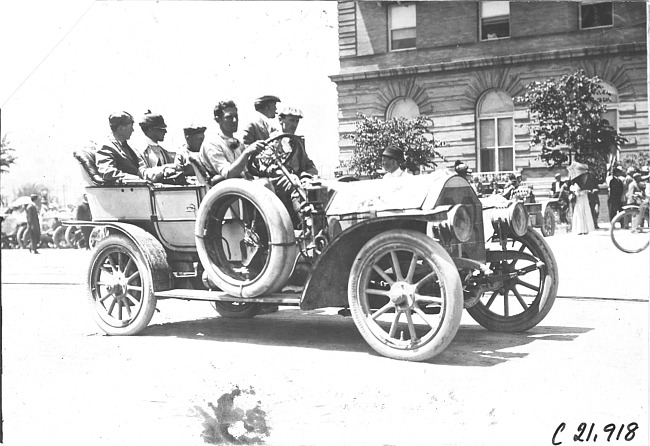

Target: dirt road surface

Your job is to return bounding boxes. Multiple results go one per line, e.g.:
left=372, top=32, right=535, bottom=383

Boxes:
left=1, top=229, right=648, bottom=446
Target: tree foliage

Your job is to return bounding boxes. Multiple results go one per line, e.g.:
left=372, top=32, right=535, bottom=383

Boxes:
left=342, top=114, right=445, bottom=177
left=516, top=70, right=626, bottom=182
left=1, top=134, right=17, bottom=173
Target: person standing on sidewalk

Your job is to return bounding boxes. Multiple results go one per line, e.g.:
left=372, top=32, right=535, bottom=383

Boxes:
left=570, top=182, right=594, bottom=235
left=608, top=166, right=625, bottom=222
left=25, top=194, right=41, bottom=254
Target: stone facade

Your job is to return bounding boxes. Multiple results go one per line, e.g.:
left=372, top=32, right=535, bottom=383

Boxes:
left=330, top=1, right=648, bottom=182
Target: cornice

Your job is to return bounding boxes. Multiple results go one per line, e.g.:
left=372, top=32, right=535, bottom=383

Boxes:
left=329, top=42, right=646, bottom=83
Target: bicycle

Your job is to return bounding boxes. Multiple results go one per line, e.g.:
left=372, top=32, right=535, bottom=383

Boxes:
left=610, top=201, right=650, bottom=253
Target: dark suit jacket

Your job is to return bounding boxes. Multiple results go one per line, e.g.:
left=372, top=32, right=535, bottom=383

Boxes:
left=25, top=202, right=41, bottom=237
left=96, top=138, right=142, bottom=183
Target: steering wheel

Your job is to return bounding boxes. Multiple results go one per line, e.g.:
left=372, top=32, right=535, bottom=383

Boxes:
left=247, top=133, right=303, bottom=178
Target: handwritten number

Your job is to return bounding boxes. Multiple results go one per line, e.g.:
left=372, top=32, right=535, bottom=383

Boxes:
left=624, top=423, right=638, bottom=441
left=603, top=424, right=615, bottom=441
left=574, top=422, right=586, bottom=442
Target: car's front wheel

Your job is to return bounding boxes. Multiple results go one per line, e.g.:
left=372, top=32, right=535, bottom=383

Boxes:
left=466, top=228, right=558, bottom=332
left=348, top=230, right=464, bottom=362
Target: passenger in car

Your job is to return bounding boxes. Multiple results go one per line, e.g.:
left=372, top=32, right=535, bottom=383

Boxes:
left=269, top=106, right=318, bottom=225
left=137, top=111, right=179, bottom=183
left=200, top=100, right=266, bottom=183
left=175, top=123, right=207, bottom=181
left=96, top=111, right=142, bottom=183
left=381, top=146, right=409, bottom=178
left=241, top=95, right=281, bottom=146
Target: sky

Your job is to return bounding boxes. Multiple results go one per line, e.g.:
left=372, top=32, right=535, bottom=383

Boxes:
left=0, top=0, right=341, bottom=206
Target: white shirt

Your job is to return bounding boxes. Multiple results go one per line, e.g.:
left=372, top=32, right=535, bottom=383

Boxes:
left=383, top=168, right=409, bottom=179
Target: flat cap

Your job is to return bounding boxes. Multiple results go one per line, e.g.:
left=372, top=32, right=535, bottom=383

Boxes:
left=254, top=95, right=281, bottom=105
left=381, top=145, right=404, bottom=162
left=183, top=123, right=207, bottom=135
left=279, top=106, right=303, bottom=118
left=108, top=111, right=133, bottom=127
left=626, top=166, right=636, bottom=175
left=139, top=110, right=167, bottom=129
left=554, top=172, right=562, bottom=178
left=640, top=165, right=650, bottom=174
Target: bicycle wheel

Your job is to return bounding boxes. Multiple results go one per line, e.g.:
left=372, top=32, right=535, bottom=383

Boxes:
left=610, top=207, right=650, bottom=253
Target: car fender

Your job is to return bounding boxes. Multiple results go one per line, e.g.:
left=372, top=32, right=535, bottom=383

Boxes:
left=300, top=217, right=426, bottom=310
left=65, top=220, right=173, bottom=291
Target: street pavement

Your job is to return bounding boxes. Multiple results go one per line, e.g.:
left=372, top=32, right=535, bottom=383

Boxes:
left=0, top=228, right=648, bottom=446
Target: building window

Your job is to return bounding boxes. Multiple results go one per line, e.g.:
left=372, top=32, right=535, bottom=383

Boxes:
left=580, top=2, right=613, bottom=29
left=477, top=90, right=514, bottom=172
left=480, top=1, right=510, bottom=41
left=389, top=4, right=416, bottom=51
left=386, top=97, right=420, bottom=119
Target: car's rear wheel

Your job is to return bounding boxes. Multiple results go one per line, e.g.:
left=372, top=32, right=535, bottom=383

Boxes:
left=53, top=226, right=68, bottom=248
left=466, top=229, right=558, bottom=332
left=16, top=226, right=27, bottom=249
left=195, top=179, right=297, bottom=298
left=541, top=206, right=556, bottom=237
left=210, top=301, right=260, bottom=318
left=65, top=226, right=78, bottom=248
left=348, top=230, right=463, bottom=362
left=87, top=234, right=157, bottom=335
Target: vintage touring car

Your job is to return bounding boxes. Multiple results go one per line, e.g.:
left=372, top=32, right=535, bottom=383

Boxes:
left=67, top=134, right=558, bottom=362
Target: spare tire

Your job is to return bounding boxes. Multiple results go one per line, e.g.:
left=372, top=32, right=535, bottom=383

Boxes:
left=195, top=179, right=297, bottom=298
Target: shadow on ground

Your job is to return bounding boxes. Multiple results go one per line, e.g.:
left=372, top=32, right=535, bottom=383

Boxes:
left=143, top=309, right=593, bottom=367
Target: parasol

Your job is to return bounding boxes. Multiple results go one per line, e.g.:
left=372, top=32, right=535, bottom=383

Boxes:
left=572, top=172, right=600, bottom=190
left=567, top=161, right=589, bottom=180
left=9, top=196, right=33, bottom=208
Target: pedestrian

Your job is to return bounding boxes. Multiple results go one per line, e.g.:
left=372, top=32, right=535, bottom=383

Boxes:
left=96, top=111, right=142, bottom=183
left=381, top=146, right=408, bottom=178
left=75, top=194, right=92, bottom=249
left=608, top=166, right=625, bottom=222
left=25, top=194, right=41, bottom=254
left=570, top=182, right=594, bottom=235
left=588, top=187, right=600, bottom=229
left=138, top=110, right=180, bottom=183
left=471, top=176, right=484, bottom=197
left=241, top=95, right=281, bottom=146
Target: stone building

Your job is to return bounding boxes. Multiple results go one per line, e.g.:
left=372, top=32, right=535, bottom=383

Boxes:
left=329, top=1, right=647, bottom=184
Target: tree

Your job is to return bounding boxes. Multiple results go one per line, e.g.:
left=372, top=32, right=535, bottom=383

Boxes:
left=1, top=134, right=17, bottom=173
left=516, top=70, right=626, bottom=182
left=342, top=114, right=445, bottom=178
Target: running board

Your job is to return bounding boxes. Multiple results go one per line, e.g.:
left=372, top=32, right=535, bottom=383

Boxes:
left=154, top=288, right=302, bottom=305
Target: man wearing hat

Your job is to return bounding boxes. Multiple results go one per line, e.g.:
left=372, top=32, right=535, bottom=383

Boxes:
left=201, top=100, right=267, bottom=183
left=608, top=166, right=625, bottom=222
left=25, top=194, right=41, bottom=254
left=550, top=172, right=566, bottom=198
left=175, top=123, right=207, bottom=180
left=269, top=106, right=318, bottom=226
left=96, top=111, right=142, bottom=183
left=381, top=146, right=408, bottom=178
left=241, top=95, right=281, bottom=146
left=138, top=110, right=179, bottom=183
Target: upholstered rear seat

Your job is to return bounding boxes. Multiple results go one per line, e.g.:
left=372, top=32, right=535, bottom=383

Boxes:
left=73, top=146, right=104, bottom=186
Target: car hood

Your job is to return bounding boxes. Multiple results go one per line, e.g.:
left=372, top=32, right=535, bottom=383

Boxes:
left=326, top=170, right=463, bottom=216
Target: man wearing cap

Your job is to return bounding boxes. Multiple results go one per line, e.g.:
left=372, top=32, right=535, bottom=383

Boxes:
left=381, top=146, right=408, bottom=178
left=241, top=95, right=280, bottom=146
left=25, top=194, right=41, bottom=254
left=175, top=123, right=207, bottom=180
left=550, top=173, right=566, bottom=198
left=96, top=111, right=142, bottom=183
left=608, top=166, right=625, bottom=221
left=137, top=110, right=178, bottom=183
left=201, top=100, right=266, bottom=183
left=269, top=106, right=318, bottom=225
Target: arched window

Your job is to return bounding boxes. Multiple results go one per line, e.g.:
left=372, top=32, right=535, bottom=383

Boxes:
left=477, top=89, right=514, bottom=172
left=386, top=97, right=420, bottom=119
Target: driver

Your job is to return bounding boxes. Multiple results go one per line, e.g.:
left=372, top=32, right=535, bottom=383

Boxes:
left=269, top=106, right=318, bottom=226
left=200, top=100, right=267, bottom=184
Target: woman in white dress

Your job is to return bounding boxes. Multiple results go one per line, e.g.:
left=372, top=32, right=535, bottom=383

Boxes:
left=571, top=182, right=595, bottom=235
